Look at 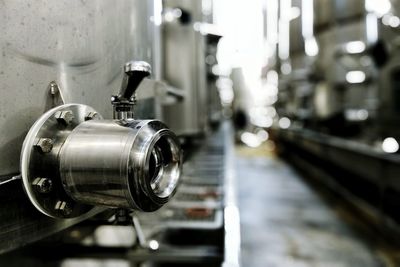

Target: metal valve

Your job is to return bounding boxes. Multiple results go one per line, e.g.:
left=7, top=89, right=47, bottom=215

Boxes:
left=112, top=61, right=152, bottom=120
left=21, top=61, right=182, bottom=218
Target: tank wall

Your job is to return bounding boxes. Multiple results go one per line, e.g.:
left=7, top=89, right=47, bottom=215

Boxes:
left=161, top=0, right=208, bottom=136
left=0, top=0, right=155, bottom=176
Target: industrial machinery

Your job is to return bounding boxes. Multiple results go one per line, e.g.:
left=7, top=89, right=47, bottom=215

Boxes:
left=277, top=0, right=378, bottom=137
left=0, top=0, right=182, bottom=254
left=0, top=1, right=239, bottom=266
left=21, top=61, right=182, bottom=218
left=273, top=0, right=400, bottom=231
left=160, top=0, right=209, bottom=137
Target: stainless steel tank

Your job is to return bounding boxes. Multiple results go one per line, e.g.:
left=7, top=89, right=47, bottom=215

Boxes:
left=0, top=0, right=182, bottom=252
left=19, top=61, right=182, bottom=219
left=160, top=0, right=208, bottom=137
left=312, top=0, right=378, bottom=121
left=0, top=0, right=156, bottom=178
left=376, top=5, right=400, bottom=137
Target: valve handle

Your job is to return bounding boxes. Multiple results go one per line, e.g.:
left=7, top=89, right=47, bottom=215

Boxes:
left=118, top=61, right=152, bottom=101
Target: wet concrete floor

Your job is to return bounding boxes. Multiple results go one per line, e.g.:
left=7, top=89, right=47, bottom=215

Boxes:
left=236, top=144, right=400, bottom=267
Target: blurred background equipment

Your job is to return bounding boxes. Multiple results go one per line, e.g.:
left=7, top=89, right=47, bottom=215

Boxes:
left=270, top=0, right=400, bottom=228
left=5, top=0, right=400, bottom=266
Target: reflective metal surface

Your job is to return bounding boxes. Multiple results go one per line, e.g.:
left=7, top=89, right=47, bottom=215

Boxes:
left=21, top=103, right=182, bottom=218
left=161, top=0, right=208, bottom=136
left=274, top=0, right=400, bottom=256
left=20, top=104, right=101, bottom=218
left=0, top=0, right=165, bottom=251
left=278, top=0, right=379, bottom=124
left=61, top=119, right=182, bottom=212
left=130, top=122, right=239, bottom=266
left=112, top=61, right=152, bottom=120
left=0, top=0, right=155, bottom=178
left=20, top=58, right=182, bottom=218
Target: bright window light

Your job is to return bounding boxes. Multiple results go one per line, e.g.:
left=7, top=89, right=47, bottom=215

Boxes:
left=345, top=109, right=369, bottom=121
left=279, top=117, right=291, bottom=129
left=251, top=115, right=273, bottom=128
left=256, top=129, right=269, bottom=141
left=366, top=13, right=378, bottom=43
left=345, top=41, right=366, bottom=54
left=382, top=14, right=400, bottom=27
left=281, top=62, right=292, bottom=74
left=289, top=7, right=301, bottom=20
left=389, top=16, right=400, bottom=27
left=149, top=240, right=160, bottom=250
left=366, top=0, right=391, bottom=17
left=241, top=132, right=262, bottom=148
left=382, top=137, right=399, bottom=153
left=305, top=37, right=319, bottom=57
left=345, top=71, right=366, bottom=84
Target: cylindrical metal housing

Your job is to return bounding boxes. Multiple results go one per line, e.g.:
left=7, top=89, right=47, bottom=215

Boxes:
left=60, top=119, right=182, bottom=212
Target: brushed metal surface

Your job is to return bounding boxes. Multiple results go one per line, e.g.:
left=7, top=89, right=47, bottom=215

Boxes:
left=21, top=104, right=101, bottom=218
left=0, top=0, right=159, bottom=252
left=60, top=119, right=182, bottom=212
left=0, top=0, right=155, bottom=177
left=161, top=0, right=208, bottom=136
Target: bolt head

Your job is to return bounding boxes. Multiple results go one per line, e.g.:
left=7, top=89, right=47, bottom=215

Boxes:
left=85, top=111, right=99, bottom=121
left=49, top=81, right=60, bottom=95
left=34, top=138, right=53, bottom=153
left=55, top=201, right=72, bottom=217
left=55, top=110, right=74, bottom=125
left=32, top=177, right=53, bottom=193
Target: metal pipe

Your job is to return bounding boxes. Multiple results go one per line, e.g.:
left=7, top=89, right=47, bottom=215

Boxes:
left=60, top=120, right=181, bottom=211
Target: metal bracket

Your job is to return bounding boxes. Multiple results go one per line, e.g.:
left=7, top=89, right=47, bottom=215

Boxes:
left=45, top=81, right=65, bottom=110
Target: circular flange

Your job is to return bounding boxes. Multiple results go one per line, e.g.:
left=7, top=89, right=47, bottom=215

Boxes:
left=21, top=104, right=103, bottom=218
left=126, top=120, right=182, bottom=211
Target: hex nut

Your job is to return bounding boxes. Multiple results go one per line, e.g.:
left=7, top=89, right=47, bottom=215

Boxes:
left=32, top=177, right=53, bottom=193
left=55, top=110, right=74, bottom=125
left=55, top=201, right=72, bottom=217
left=34, top=138, right=54, bottom=153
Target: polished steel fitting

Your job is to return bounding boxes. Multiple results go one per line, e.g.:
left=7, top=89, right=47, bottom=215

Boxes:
left=60, top=120, right=181, bottom=211
left=21, top=61, right=182, bottom=218
left=112, top=61, right=151, bottom=120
